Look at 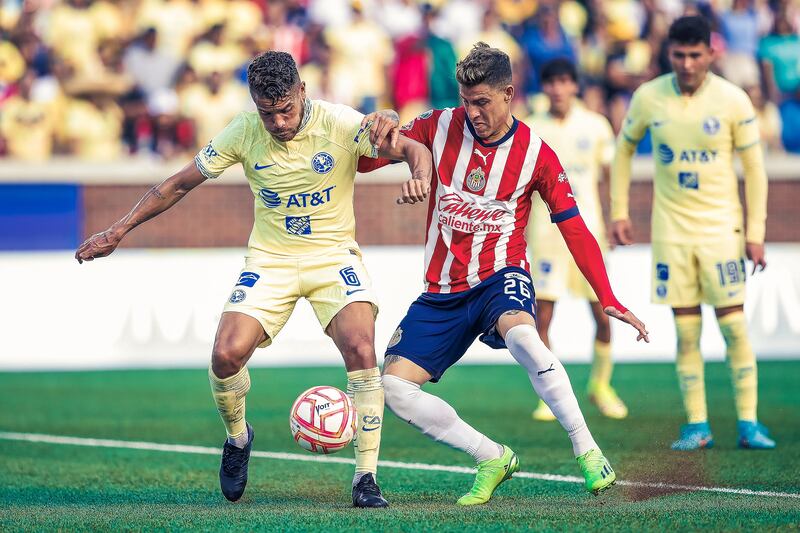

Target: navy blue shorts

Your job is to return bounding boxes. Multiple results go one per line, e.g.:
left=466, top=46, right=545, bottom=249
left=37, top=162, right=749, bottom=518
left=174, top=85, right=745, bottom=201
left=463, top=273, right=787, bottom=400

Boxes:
left=385, top=267, right=536, bottom=382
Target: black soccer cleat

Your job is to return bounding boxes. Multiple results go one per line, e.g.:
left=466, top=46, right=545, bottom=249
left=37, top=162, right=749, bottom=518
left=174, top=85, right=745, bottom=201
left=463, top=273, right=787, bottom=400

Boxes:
left=219, top=423, right=254, bottom=502
left=352, top=473, right=389, bottom=508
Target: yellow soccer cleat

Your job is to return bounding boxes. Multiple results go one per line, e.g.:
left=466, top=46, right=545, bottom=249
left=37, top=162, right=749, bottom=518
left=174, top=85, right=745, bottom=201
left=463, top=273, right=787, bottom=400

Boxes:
left=457, top=445, right=520, bottom=506
left=588, top=382, right=628, bottom=419
left=532, top=399, right=557, bottom=421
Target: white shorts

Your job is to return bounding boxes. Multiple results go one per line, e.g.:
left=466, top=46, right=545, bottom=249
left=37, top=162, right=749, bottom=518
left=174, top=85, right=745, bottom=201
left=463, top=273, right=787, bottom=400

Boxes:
left=223, top=248, right=378, bottom=347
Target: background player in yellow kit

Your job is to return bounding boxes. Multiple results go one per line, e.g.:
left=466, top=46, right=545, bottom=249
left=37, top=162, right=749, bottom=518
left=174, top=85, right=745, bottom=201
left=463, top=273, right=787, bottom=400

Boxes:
left=75, top=51, right=433, bottom=505
left=525, top=59, right=627, bottom=422
left=611, top=16, right=774, bottom=450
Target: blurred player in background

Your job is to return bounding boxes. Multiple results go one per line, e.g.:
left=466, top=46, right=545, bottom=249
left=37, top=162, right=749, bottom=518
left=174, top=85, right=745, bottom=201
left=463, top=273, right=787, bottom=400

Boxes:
left=360, top=43, right=649, bottom=504
left=525, top=58, right=627, bottom=422
left=75, top=51, right=433, bottom=507
left=611, top=16, right=774, bottom=451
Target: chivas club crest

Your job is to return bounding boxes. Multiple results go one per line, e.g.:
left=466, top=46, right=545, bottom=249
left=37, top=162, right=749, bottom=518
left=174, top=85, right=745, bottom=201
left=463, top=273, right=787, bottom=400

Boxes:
left=466, top=167, right=486, bottom=192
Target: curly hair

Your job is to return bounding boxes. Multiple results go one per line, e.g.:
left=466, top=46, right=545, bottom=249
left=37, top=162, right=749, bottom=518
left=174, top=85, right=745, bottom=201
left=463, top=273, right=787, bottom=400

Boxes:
left=247, top=51, right=300, bottom=104
left=455, top=42, right=512, bottom=89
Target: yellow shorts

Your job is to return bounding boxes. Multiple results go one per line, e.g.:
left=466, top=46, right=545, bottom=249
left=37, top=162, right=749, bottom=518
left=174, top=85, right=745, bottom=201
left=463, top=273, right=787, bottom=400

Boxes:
left=531, top=247, right=599, bottom=302
left=222, top=248, right=379, bottom=347
left=651, top=237, right=746, bottom=308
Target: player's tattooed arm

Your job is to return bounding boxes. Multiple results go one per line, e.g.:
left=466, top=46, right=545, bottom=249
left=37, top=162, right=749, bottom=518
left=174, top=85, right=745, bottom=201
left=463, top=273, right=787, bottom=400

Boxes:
left=361, top=109, right=400, bottom=150
left=75, top=161, right=207, bottom=264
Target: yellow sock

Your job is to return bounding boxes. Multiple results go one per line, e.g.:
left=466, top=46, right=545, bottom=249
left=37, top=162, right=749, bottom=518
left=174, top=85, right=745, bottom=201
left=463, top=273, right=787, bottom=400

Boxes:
left=674, top=315, right=707, bottom=424
left=208, top=365, right=251, bottom=439
left=588, top=340, right=613, bottom=388
left=347, top=367, right=384, bottom=477
left=717, top=312, right=758, bottom=422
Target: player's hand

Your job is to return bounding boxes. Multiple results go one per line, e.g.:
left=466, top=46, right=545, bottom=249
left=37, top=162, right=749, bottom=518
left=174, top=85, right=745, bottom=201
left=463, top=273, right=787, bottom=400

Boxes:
left=397, top=175, right=431, bottom=205
left=745, top=242, right=767, bottom=274
left=361, top=110, right=400, bottom=151
left=604, top=306, right=650, bottom=343
left=611, top=219, right=634, bottom=246
left=75, top=226, right=124, bottom=264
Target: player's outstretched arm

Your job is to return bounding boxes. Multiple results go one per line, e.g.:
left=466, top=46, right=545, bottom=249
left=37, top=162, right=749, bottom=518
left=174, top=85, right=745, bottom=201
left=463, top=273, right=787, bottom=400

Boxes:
left=361, top=110, right=401, bottom=151
left=610, top=137, right=637, bottom=246
left=75, top=161, right=207, bottom=264
left=557, top=214, right=650, bottom=342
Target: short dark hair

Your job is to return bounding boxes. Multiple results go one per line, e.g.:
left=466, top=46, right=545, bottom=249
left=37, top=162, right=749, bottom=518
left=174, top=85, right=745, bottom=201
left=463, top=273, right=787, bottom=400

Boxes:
left=668, top=15, right=711, bottom=46
left=540, top=58, right=578, bottom=84
left=456, top=42, right=512, bottom=88
left=247, top=51, right=300, bottom=104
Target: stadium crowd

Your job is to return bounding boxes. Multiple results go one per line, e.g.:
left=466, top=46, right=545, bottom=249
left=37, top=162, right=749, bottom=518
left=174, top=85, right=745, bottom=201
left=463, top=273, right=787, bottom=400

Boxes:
left=1, top=0, right=799, bottom=161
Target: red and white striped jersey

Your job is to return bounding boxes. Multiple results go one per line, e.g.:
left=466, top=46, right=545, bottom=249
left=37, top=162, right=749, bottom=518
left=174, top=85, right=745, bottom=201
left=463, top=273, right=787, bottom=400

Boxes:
left=362, top=107, right=579, bottom=294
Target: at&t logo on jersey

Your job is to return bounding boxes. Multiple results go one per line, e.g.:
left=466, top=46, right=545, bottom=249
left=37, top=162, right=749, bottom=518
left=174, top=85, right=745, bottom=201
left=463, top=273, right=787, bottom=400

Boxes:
left=703, top=116, right=720, bottom=135
left=259, top=186, right=336, bottom=209
left=312, top=152, right=334, bottom=174
left=437, top=192, right=509, bottom=232
left=658, top=144, right=674, bottom=164
left=260, top=188, right=281, bottom=208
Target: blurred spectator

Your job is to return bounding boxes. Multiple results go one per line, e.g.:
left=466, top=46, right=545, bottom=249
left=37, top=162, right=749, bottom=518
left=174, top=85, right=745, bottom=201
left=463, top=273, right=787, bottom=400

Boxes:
left=432, top=0, right=484, bottom=45
left=377, top=0, right=423, bottom=39
left=58, top=93, right=124, bottom=160
left=745, top=83, right=783, bottom=153
left=180, top=71, right=249, bottom=149
left=391, top=32, right=428, bottom=122
left=758, top=6, right=800, bottom=103
left=189, top=23, right=247, bottom=77
left=136, top=0, right=204, bottom=58
left=459, top=9, right=523, bottom=72
left=43, top=0, right=104, bottom=77
left=519, top=5, right=576, bottom=96
left=0, top=40, right=26, bottom=87
left=325, top=0, right=393, bottom=112
left=123, top=28, right=180, bottom=101
left=0, top=70, right=56, bottom=160
left=495, top=0, right=538, bottom=27
left=719, top=0, right=761, bottom=87
left=422, top=3, right=460, bottom=110
left=265, top=1, right=306, bottom=63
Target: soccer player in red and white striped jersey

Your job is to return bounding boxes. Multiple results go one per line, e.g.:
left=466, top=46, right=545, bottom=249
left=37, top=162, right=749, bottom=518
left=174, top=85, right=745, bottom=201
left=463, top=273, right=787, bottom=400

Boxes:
left=359, top=43, right=649, bottom=503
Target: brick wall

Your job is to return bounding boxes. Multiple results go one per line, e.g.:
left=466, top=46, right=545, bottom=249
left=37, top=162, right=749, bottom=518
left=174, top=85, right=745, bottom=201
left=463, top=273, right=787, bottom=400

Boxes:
left=83, top=181, right=800, bottom=247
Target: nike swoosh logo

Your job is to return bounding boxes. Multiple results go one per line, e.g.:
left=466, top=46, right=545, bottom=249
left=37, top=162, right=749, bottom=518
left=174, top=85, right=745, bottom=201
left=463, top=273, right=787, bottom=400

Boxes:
left=346, top=289, right=365, bottom=296
left=361, top=426, right=379, bottom=432
left=254, top=163, right=276, bottom=170
left=652, top=120, right=668, bottom=127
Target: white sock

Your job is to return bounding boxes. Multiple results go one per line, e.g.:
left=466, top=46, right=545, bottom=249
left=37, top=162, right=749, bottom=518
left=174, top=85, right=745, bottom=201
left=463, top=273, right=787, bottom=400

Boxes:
left=504, top=324, right=598, bottom=456
left=383, top=374, right=503, bottom=463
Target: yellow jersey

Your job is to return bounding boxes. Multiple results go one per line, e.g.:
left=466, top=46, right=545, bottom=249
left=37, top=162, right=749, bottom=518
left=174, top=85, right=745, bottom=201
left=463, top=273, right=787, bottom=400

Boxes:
left=612, top=72, right=765, bottom=244
left=194, top=99, right=378, bottom=257
left=525, top=104, right=614, bottom=249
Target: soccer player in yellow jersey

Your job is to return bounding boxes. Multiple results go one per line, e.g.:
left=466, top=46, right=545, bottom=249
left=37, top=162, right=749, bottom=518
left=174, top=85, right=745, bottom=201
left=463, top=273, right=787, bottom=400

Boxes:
left=75, top=51, right=433, bottom=505
left=525, top=59, right=628, bottom=422
left=611, top=16, right=774, bottom=450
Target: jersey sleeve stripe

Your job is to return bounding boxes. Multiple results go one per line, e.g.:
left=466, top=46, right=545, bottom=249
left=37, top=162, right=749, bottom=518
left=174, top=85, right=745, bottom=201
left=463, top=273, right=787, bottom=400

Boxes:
left=735, top=140, right=760, bottom=152
left=550, top=206, right=580, bottom=223
left=194, top=156, right=221, bottom=179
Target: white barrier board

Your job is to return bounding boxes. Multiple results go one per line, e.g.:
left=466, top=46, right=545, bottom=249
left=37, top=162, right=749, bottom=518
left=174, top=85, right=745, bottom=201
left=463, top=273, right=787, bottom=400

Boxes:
left=1, top=244, right=798, bottom=370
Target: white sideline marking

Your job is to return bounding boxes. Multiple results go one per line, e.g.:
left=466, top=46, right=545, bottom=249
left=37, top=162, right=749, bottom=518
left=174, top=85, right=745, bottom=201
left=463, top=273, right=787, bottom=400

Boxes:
left=1, top=431, right=798, bottom=500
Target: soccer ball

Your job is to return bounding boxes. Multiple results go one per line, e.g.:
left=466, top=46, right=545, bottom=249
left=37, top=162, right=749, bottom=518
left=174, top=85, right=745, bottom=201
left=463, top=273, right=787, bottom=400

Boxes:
left=289, top=386, right=356, bottom=454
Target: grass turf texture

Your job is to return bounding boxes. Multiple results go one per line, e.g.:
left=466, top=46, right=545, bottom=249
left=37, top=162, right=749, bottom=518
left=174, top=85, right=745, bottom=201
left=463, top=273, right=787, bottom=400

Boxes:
left=1, top=362, right=798, bottom=531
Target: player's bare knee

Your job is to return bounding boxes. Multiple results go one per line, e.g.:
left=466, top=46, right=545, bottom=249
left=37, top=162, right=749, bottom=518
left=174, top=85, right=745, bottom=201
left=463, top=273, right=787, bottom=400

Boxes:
left=339, top=334, right=377, bottom=370
left=211, top=341, right=249, bottom=378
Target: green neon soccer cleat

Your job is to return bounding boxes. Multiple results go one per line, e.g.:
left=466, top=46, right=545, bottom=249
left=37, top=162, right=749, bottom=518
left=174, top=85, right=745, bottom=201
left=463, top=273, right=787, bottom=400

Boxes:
left=457, top=445, right=520, bottom=506
left=576, top=448, right=616, bottom=494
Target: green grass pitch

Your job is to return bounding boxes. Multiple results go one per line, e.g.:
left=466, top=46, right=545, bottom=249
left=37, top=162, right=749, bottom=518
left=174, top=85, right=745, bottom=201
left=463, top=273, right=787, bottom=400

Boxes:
left=1, top=361, right=799, bottom=531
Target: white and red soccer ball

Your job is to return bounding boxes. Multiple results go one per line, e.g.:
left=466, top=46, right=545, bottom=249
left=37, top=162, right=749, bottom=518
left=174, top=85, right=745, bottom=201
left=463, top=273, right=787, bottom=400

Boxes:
left=289, top=386, right=356, bottom=454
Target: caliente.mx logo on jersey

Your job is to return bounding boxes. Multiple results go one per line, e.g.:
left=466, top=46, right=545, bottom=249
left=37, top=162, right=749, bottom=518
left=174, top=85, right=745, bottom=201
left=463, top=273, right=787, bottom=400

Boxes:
left=437, top=192, right=509, bottom=232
